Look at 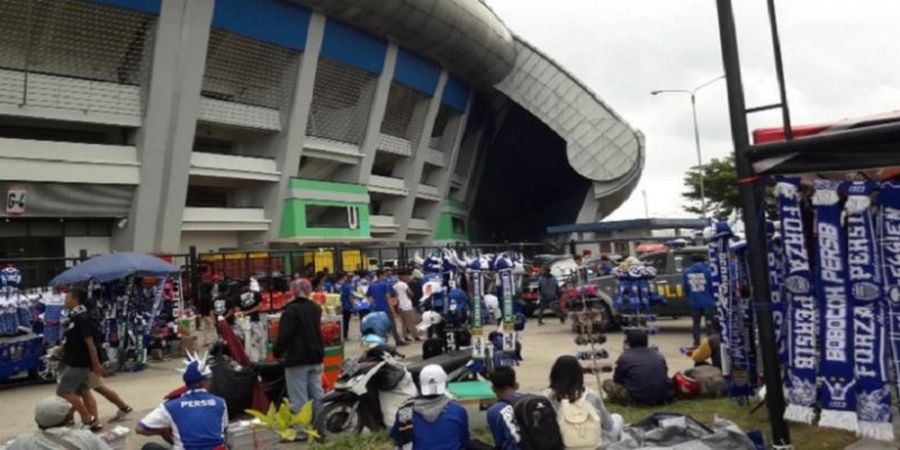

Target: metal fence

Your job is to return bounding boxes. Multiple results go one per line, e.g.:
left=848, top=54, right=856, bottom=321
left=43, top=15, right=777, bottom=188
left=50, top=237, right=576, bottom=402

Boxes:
left=1, top=241, right=565, bottom=308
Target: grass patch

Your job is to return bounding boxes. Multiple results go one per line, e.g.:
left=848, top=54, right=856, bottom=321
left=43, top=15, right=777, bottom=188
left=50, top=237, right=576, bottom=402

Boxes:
left=607, top=397, right=856, bottom=450
left=311, top=398, right=857, bottom=450
left=313, top=432, right=392, bottom=450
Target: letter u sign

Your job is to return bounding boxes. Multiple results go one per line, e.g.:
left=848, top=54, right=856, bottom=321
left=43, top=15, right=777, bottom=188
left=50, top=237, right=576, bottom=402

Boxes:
left=347, top=206, right=359, bottom=230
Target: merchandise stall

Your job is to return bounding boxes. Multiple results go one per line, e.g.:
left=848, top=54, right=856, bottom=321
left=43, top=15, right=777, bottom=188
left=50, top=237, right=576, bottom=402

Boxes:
left=0, top=264, right=63, bottom=382
left=49, top=252, right=184, bottom=372
left=714, top=1, right=900, bottom=446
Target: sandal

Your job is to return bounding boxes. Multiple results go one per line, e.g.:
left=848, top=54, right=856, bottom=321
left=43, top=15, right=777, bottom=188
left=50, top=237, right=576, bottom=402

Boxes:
left=83, top=417, right=103, bottom=432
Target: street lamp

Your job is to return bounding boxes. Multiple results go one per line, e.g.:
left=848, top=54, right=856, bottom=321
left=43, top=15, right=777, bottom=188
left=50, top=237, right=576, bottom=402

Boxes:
left=651, top=74, right=725, bottom=220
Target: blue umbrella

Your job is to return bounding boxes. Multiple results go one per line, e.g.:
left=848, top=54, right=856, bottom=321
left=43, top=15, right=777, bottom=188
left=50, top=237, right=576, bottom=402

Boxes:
left=50, top=252, right=180, bottom=286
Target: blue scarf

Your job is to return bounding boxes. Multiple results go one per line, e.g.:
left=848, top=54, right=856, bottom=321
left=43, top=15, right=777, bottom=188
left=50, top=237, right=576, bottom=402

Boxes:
left=879, top=182, right=900, bottom=435
left=812, top=180, right=857, bottom=431
left=708, top=221, right=733, bottom=377
left=767, top=224, right=788, bottom=367
left=728, top=243, right=754, bottom=403
left=845, top=181, right=893, bottom=441
left=775, top=177, right=818, bottom=424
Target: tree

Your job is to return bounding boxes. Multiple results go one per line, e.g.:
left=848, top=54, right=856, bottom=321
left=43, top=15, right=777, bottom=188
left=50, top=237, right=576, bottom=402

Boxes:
left=682, top=156, right=740, bottom=219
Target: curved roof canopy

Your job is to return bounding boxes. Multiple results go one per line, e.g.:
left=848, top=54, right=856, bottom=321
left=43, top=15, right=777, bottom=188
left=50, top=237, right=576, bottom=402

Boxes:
left=289, top=0, right=517, bottom=86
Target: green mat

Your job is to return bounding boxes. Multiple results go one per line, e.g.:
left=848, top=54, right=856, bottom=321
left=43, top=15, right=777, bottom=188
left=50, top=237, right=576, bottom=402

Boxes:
left=447, top=381, right=496, bottom=400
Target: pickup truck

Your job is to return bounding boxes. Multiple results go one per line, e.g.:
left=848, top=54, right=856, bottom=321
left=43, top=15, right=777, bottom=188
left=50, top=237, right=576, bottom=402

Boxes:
left=593, top=246, right=709, bottom=320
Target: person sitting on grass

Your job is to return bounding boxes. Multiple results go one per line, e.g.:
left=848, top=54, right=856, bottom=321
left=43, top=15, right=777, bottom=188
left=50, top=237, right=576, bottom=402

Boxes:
left=6, top=396, right=112, bottom=450
left=684, top=321, right=722, bottom=369
left=486, top=366, right=525, bottom=450
left=542, top=355, right=622, bottom=444
left=136, top=353, right=227, bottom=450
left=602, top=329, right=673, bottom=406
left=390, top=364, right=470, bottom=450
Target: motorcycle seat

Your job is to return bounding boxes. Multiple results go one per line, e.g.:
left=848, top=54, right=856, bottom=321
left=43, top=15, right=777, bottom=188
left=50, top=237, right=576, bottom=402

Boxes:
left=407, top=350, right=471, bottom=381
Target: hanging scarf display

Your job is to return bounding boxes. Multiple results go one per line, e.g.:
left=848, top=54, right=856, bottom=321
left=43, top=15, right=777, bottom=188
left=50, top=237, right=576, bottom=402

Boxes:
left=707, top=221, right=733, bottom=377
left=766, top=223, right=788, bottom=367
left=845, top=181, right=893, bottom=441
left=466, top=255, right=489, bottom=365
left=879, top=181, right=900, bottom=425
left=776, top=177, right=818, bottom=424
left=728, top=242, right=754, bottom=403
left=494, top=254, right=517, bottom=361
left=811, top=180, right=857, bottom=431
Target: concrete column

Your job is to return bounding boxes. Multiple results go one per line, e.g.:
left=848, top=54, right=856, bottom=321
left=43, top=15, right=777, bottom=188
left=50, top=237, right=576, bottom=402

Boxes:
left=115, top=0, right=214, bottom=253
left=394, top=72, right=448, bottom=241
left=422, top=96, right=471, bottom=238
left=575, top=185, right=601, bottom=223
left=453, top=125, right=485, bottom=202
left=254, top=13, right=326, bottom=244
left=353, top=44, right=398, bottom=185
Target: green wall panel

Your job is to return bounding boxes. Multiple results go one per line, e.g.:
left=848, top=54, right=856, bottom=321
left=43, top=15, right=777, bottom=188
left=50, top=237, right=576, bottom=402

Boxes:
left=280, top=198, right=371, bottom=239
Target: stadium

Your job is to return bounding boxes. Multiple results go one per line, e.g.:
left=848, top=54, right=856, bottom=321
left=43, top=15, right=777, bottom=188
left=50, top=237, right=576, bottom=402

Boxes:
left=0, top=0, right=644, bottom=258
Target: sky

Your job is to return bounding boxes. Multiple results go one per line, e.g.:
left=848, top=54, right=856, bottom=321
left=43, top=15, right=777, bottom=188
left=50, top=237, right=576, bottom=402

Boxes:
left=486, top=0, right=900, bottom=221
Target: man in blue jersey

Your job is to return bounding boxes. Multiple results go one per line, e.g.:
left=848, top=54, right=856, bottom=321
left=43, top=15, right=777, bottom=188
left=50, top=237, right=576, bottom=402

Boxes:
left=390, top=365, right=470, bottom=450
left=366, top=270, right=406, bottom=345
left=485, top=366, right=523, bottom=450
left=137, top=354, right=227, bottom=450
left=682, top=254, right=716, bottom=346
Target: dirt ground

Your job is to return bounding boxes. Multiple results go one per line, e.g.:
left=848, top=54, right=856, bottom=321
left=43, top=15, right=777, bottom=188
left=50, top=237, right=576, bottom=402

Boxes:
left=0, top=317, right=699, bottom=449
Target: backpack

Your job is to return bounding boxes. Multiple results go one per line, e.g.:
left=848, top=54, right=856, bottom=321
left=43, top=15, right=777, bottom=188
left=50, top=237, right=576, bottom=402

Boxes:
left=558, top=394, right=601, bottom=449
left=512, top=395, right=564, bottom=450
left=422, top=337, right=444, bottom=359
left=686, top=365, right=727, bottom=397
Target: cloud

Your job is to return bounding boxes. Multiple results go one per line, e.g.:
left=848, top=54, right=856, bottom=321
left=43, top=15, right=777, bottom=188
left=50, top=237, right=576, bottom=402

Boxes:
left=487, top=0, right=900, bottom=221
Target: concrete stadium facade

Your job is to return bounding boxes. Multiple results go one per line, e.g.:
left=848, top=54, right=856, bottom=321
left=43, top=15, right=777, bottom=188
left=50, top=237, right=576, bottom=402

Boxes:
left=0, top=0, right=643, bottom=258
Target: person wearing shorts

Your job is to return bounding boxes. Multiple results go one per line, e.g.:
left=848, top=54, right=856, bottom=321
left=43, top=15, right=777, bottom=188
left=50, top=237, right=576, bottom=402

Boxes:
left=57, top=288, right=104, bottom=431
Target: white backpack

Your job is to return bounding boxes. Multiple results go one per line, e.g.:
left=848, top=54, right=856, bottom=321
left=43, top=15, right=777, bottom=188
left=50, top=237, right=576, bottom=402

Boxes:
left=558, top=394, right=602, bottom=449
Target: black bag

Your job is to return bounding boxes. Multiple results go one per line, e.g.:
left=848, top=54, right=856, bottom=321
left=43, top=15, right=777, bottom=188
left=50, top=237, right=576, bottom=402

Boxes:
left=422, top=337, right=444, bottom=359
left=512, top=395, right=564, bottom=450
left=209, top=354, right=256, bottom=419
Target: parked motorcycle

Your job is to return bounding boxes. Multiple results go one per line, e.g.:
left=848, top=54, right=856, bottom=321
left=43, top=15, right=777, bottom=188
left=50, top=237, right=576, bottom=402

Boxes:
left=318, top=344, right=416, bottom=438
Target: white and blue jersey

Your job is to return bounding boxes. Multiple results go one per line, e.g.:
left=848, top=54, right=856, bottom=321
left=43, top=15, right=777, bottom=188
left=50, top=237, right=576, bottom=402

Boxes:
left=139, top=389, right=227, bottom=450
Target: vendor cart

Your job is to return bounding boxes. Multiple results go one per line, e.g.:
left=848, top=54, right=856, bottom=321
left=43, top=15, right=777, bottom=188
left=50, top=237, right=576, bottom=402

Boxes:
left=0, top=333, right=56, bottom=382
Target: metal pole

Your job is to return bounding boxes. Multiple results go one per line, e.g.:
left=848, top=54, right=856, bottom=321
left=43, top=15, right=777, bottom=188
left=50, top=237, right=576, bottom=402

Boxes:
left=189, top=245, right=200, bottom=310
left=690, top=94, right=708, bottom=218
left=715, top=0, right=791, bottom=447
left=642, top=190, right=649, bottom=218
left=766, top=0, right=793, bottom=140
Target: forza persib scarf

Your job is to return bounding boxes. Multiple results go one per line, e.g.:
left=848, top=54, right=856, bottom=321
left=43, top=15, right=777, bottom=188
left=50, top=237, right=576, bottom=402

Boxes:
left=812, top=180, right=857, bottom=431
left=776, top=177, right=818, bottom=424
left=766, top=223, right=788, bottom=367
left=845, top=181, right=893, bottom=441
left=708, top=220, right=733, bottom=376
left=728, top=242, right=754, bottom=403
left=880, top=182, right=900, bottom=433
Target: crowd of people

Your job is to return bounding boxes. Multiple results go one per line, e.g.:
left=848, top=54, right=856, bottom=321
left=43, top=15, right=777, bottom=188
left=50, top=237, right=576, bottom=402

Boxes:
left=6, top=251, right=732, bottom=449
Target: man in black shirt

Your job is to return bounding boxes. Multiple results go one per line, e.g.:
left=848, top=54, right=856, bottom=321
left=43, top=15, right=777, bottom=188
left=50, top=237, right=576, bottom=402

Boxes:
left=211, top=286, right=237, bottom=326
left=602, top=329, right=673, bottom=406
left=275, top=279, right=324, bottom=427
left=58, top=288, right=104, bottom=430
left=237, top=281, right=263, bottom=362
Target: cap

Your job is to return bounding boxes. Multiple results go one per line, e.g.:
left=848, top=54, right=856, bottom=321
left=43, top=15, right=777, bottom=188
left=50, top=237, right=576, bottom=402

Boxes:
left=419, top=364, right=448, bottom=396
left=35, top=397, right=72, bottom=428
left=412, top=269, right=424, bottom=280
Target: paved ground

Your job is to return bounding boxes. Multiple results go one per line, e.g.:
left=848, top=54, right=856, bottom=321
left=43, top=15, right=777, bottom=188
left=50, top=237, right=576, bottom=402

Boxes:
left=0, top=317, right=701, bottom=449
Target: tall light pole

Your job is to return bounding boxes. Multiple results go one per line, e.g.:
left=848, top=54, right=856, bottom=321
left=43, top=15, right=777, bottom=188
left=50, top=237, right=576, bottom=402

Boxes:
left=651, top=74, right=725, bottom=220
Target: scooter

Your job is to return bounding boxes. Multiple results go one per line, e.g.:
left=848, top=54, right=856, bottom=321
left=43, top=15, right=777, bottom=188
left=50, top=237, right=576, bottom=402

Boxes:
left=318, top=343, right=416, bottom=438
